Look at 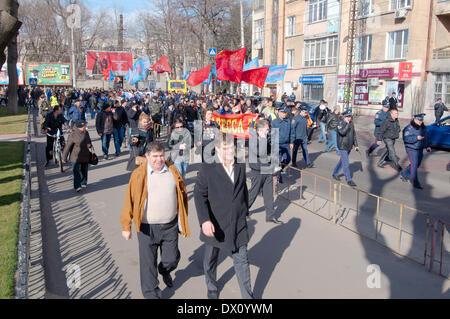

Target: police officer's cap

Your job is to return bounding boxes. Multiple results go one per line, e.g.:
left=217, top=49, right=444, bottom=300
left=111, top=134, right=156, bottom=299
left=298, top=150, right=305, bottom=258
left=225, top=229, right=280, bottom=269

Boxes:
left=279, top=105, right=289, bottom=113
left=414, top=113, right=426, bottom=121
left=300, top=106, right=309, bottom=111
left=342, top=109, right=353, bottom=117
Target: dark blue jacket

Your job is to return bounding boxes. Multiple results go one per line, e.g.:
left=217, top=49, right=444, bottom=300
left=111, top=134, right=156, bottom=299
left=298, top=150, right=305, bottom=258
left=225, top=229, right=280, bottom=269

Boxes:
left=292, top=114, right=308, bottom=140
left=272, top=116, right=295, bottom=145
left=374, top=109, right=388, bottom=136
left=402, top=120, right=430, bottom=150
left=67, top=104, right=86, bottom=124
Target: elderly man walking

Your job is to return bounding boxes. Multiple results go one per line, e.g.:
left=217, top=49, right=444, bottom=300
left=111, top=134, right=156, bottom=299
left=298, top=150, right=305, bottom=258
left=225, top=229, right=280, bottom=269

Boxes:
left=120, top=141, right=190, bottom=299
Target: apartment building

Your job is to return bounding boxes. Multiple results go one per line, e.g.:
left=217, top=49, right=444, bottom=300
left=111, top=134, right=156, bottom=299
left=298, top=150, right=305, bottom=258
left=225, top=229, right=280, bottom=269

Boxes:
left=252, top=0, right=450, bottom=120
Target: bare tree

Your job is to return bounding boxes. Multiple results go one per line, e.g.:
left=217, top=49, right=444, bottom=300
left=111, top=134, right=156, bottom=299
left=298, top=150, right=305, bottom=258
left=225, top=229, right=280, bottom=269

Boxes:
left=0, top=0, right=21, bottom=114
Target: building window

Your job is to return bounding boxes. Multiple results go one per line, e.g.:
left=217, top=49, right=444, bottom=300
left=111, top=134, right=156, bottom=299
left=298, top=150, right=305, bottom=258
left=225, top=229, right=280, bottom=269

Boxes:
left=286, top=49, right=295, bottom=68
left=355, top=35, right=372, bottom=62
left=358, top=0, right=374, bottom=17
left=253, top=0, right=265, bottom=10
left=258, top=49, right=263, bottom=60
left=386, top=29, right=408, bottom=60
left=309, top=0, right=327, bottom=24
left=254, top=19, right=264, bottom=41
left=286, top=16, right=296, bottom=36
left=390, top=0, right=411, bottom=10
left=435, top=74, right=450, bottom=104
left=302, top=84, right=324, bottom=102
left=304, top=36, right=337, bottom=67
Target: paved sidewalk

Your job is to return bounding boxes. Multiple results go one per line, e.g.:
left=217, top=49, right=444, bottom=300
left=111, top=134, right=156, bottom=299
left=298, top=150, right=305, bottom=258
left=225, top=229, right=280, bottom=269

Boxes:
left=30, top=120, right=450, bottom=299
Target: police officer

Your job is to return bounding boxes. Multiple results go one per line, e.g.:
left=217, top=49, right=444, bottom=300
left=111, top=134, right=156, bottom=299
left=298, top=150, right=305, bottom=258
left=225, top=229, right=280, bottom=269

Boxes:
left=271, top=105, right=295, bottom=183
left=400, top=113, right=432, bottom=190
left=332, top=110, right=359, bottom=187
left=366, top=104, right=389, bottom=157
left=292, top=106, right=314, bottom=168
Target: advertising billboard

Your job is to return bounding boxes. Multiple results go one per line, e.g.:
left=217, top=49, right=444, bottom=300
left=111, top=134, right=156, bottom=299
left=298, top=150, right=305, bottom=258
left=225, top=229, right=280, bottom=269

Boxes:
left=86, top=51, right=133, bottom=76
left=0, top=63, right=24, bottom=85
left=24, top=62, right=72, bottom=86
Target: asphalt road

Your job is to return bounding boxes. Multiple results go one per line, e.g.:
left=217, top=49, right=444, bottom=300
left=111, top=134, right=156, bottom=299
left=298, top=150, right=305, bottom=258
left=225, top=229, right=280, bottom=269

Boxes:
left=29, top=115, right=450, bottom=299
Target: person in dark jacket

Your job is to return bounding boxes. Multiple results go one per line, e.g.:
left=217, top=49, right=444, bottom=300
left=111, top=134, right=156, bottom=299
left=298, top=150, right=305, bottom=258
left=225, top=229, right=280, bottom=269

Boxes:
left=332, top=110, right=359, bottom=187
left=88, top=92, right=97, bottom=120
left=127, top=113, right=152, bottom=172
left=42, top=105, right=67, bottom=167
left=112, top=100, right=128, bottom=157
left=195, top=108, right=220, bottom=161
left=194, top=133, right=254, bottom=299
left=366, top=104, right=389, bottom=157
left=168, top=119, right=191, bottom=180
left=248, top=119, right=282, bottom=224
left=62, top=120, right=92, bottom=192
left=96, top=103, right=115, bottom=160
left=434, top=98, right=448, bottom=122
left=292, top=106, right=314, bottom=168
left=377, top=108, right=402, bottom=171
left=400, top=113, right=432, bottom=189
left=389, top=92, right=398, bottom=110
left=313, top=100, right=330, bottom=144
left=126, top=100, right=142, bottom=150
left=325, top=107, right=340, bottom=154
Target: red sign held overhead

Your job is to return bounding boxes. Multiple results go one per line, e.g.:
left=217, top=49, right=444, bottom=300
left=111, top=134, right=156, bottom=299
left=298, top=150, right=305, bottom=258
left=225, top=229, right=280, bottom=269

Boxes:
left=398, top=62, right=413, bottom=82
left=359, top=68, right=394, bottom=79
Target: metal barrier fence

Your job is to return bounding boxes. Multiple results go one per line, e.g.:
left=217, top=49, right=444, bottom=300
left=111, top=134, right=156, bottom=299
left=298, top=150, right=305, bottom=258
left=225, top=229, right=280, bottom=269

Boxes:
left=439, top=220, right=450, bottom=278
left=15, top=106, right=33, bottom=299
left=276, top=165, right=432, bottom=268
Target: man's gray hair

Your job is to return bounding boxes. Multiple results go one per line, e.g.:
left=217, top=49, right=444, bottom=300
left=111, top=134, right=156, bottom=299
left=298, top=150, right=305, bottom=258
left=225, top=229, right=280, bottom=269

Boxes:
left=255, top=119, right=269, bottom=131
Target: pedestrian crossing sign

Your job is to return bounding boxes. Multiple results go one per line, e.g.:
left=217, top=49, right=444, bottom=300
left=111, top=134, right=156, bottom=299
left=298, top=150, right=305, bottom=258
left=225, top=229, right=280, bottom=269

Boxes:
left=209, top=48, right=217, bottom=57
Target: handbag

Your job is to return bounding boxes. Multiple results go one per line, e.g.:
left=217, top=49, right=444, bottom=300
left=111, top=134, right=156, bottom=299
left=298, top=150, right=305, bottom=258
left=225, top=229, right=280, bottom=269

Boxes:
left=89, top=145, right=99, bottom=165
left=133, top=147, right=146, bottom=166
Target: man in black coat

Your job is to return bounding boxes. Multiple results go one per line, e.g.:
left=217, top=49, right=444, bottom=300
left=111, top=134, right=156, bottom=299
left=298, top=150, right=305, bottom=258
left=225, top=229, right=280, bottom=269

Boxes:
left=377, top=108, right=402, bottom=171
left=389, top=92, right=398, bottom=110
left=194, top=133, right=254, bottom=299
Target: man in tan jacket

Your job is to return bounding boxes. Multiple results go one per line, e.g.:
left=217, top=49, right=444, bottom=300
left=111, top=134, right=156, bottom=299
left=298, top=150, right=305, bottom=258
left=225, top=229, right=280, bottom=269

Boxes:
left=120, top=141, right=189, bottom=299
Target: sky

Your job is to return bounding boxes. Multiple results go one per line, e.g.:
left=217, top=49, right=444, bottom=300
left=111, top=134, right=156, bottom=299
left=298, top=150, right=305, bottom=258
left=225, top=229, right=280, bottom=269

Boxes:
left=85, top=0, right=147, bottom=14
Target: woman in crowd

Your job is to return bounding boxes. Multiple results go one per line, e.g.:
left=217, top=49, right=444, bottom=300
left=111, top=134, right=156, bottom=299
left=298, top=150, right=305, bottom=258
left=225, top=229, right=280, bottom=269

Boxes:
left=127, top=112, right=152, bottom=172
left=62, top=120, right=92, bottom=193
left=168, top=118, right=191, bottom=180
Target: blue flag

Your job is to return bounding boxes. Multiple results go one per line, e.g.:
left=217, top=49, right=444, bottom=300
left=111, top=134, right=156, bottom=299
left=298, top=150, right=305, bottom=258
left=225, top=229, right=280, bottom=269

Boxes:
left=182, top=71, right=190, bottom=80
left=203, top=72, right=212, bottom=85
left=132, top=58, right=146, bottom=83
left=109, top=69, right=115, bottom=83
left=243, top=58, right=259, bottom=71
left=143, top=56, right=151, bottom=70
left=263, top=65, right=287, bottom=82
left=125, top=69, right=132, bottom=82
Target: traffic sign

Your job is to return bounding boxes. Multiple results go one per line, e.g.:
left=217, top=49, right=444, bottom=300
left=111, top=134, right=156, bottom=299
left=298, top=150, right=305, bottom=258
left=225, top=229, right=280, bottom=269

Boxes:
left=209, top=48, right=217, bottom=57
left=29, top=78, right=38, bottom=86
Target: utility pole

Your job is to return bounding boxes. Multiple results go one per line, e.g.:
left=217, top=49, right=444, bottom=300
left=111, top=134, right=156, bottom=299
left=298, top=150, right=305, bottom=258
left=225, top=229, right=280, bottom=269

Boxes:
left=71, top=26, right=76, bottom=89
left=239, top=0, right=244, bottom=96
left=344, top=0, right=357, bottom=110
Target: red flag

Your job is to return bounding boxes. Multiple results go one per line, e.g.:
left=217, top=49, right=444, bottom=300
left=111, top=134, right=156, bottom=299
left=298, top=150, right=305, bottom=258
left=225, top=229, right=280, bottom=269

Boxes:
left=151, top=55, right=173, bottom=73
left=215, top=47, right=246, bottom=83
left=102, top=67, right=110, bottom=80
left=241, top=67, right=269, bottom=89
left=187, top=65, right=211, bottom=87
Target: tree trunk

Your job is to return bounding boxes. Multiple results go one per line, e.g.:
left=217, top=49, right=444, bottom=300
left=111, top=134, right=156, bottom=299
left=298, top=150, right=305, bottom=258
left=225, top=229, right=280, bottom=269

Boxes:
left=0, top=0, right=22, bottom=70
left=3, top=0, right=20, bottom=114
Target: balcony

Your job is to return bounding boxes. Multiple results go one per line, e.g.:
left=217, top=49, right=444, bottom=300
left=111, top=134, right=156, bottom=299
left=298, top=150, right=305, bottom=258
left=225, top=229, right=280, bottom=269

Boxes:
left=436, top=0, right=450, bottom=17
left=429, top=49, right=450, bottom=72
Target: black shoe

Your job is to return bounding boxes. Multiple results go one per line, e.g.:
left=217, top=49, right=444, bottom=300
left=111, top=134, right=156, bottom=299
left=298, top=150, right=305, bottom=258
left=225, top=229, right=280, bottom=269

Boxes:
left=306, top=163, right=315, bottom=168
left=267, top=218, right=283, bottom=225
left=413, top=184, right=423, bottom=190
left=347, top=181, right=357, bottom=187
left=162, top=272, right=173, bottom=288
left=292, top=163, right=297, bottom=168
left=395, top=165, right=403, bottom=172
left=207, top=290, right=219, bottom=299
left=45, top=161, right=50, bottom=168
left=332, top=175, right=340, bottom=181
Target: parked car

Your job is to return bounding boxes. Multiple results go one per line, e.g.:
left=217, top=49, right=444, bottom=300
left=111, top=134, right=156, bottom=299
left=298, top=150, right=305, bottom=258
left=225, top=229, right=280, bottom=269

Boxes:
left=426, top=116, right=450, bottom=149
